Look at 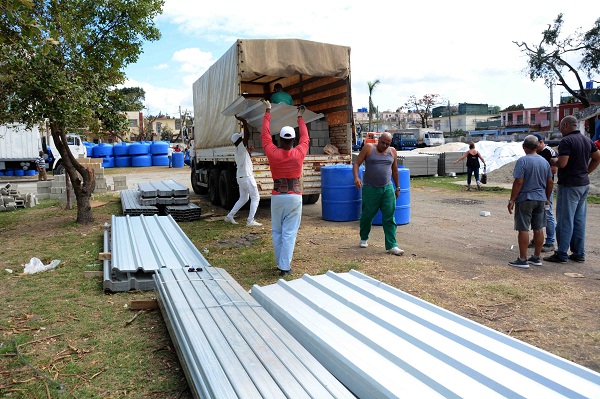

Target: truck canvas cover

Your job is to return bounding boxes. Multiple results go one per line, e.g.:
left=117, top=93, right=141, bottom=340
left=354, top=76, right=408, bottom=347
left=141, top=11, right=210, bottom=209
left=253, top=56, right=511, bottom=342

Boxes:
left=192, top=39, right=351, bottom=149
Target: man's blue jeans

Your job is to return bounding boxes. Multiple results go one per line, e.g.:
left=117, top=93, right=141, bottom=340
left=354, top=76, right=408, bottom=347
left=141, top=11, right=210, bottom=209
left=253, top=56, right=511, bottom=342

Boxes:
left=271, top=194, right=302, bottom=271
left=544, top=188, right=556, bottom=246
left=555, top=184, right=589, bottom=259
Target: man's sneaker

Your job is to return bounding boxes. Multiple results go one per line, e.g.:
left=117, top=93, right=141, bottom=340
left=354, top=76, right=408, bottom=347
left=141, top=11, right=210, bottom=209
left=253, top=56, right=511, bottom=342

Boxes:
left=568, top=254, right=585, bottom=263
left=543, top=253, right=567, bottom=263
left=388, top=247, right=404, bottom=256
left=541, top=244, right=555, bottom=252
left=246, top=220, right=262, bottom=227
left=278, top=268, right=292, bottom=277
left=508, top=258, right=529, bottom=268
left=223, top=215, right=238, bottom=225
left=359, top=240, right=368, bottom=248
left=527, top=256, right=542, bottom=266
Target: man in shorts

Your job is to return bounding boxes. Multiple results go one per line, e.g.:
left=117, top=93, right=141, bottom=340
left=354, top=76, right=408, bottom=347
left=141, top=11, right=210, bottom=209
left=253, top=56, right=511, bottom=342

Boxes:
left=507, top=135, right=553, bottom=268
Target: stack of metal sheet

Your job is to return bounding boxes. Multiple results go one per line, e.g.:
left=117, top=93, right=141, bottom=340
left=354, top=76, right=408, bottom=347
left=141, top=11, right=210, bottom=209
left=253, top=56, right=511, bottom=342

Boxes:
left=103, top=214, right=209, bottom=292
left=120, top=189, right=159, bottom=216
left=138, top=179, right=189, bottom=205
left=120, top=179, right=200, bottom=221
left=252, top=270, right=600, bottom=399
left=164, top=203, right=202, bottom=221
left=154, top=266, right=355, bottom=399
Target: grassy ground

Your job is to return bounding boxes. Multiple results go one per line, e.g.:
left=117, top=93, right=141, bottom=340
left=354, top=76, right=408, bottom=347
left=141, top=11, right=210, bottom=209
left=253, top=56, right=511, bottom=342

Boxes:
left=0, top=179, right=598, bottom=397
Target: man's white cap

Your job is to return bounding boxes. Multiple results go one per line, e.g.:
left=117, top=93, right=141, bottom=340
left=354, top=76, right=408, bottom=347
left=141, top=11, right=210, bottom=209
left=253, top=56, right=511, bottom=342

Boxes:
left=231, top=133, right=242, bottom=143
left=280, top=126, right=295, bottom=139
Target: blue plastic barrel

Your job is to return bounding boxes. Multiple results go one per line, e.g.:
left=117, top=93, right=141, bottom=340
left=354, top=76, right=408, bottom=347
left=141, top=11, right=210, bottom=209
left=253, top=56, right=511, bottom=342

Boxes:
left=92, top=143, right=114, bottom=158
left=372, top=167, right=411, bottom=226
left=14, top=169, right=25, bottom=176
left=0, top=171, right=4, bottom=176
left=131, top=154, right=152, bottom=167
left=321, top=164, right=361, bottom=221
left=150, top=141, right=169, bottom=155
left=102, top=156, right=115, bottom=168
left=128, top=142, right=150, bottom=155
left=24, top=170, right=36, bottom=176
left=113, top=142, right=129, bottom=156
left=115, top=156, right=132, bottom=168
left=172, top=152, right=184, bottom=168
left=152, top=154, right=169, bottom=166
left=4, top=170, right=15, bottom=176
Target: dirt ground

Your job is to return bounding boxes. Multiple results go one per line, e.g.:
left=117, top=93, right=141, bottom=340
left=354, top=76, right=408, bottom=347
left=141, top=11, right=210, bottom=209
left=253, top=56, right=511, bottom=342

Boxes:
left=4, top=165, right=599, bottom=372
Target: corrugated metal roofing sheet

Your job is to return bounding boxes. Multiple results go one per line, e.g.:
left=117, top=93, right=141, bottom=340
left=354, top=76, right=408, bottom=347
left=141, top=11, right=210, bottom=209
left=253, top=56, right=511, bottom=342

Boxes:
left=154, top=266, right=355, bottom=399
left=251, top=269, right=600, bottom=399
left=110, top=214, right=208, bottom=273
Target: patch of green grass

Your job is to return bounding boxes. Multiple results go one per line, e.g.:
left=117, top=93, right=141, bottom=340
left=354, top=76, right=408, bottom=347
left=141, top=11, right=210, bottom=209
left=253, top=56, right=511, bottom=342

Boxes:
left=410, top=175, right=511, bottom=193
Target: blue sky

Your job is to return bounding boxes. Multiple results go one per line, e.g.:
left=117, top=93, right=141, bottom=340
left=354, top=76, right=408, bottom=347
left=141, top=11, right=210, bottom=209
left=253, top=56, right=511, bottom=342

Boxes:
left=123, top=1, right=599, bottom=118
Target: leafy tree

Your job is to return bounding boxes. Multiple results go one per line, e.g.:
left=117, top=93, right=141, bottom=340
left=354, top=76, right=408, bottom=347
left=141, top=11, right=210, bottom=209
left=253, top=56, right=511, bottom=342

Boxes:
left=367, top=80, right=380, bottom=132
left=94, top=87, right=146, bottom=142
left=0, top=0, right=163, bottom=224
left=160, top=125, right=173, bottom=141
left=503, top=104, right=525, bottom=111
left=514, top=14, right=600, bottom=109
left=404, top=94, right=441, bottom=128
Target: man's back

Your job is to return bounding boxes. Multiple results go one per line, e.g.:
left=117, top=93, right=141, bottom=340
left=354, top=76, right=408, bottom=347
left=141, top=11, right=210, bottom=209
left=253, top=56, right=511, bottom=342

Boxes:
left=514, top=154, right=551, bottom=202
left=270, top=91, right=293, bottom=106
left=557, top=132, right=595, bottom=186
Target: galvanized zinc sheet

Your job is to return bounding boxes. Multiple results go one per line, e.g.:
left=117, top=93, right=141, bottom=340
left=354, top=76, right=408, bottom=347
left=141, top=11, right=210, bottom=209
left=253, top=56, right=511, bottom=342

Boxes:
left=138, top=179, right=189, bottom=198
left=251, top=270, right=600, bottom=399
left=154, top=266, right=355, bottom=399
left=110, top=214, right=209, bottom=272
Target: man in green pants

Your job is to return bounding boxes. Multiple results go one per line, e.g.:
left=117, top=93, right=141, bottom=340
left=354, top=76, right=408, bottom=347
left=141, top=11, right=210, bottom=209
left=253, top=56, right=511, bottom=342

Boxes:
left=352, top=132, right=404, bottom=255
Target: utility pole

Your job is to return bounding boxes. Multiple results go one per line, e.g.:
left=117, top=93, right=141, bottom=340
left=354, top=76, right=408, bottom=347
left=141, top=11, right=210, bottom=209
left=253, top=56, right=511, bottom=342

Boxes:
left=549, top=84, right=554, bottom=136
left=448, top=100, right=452, bottom=134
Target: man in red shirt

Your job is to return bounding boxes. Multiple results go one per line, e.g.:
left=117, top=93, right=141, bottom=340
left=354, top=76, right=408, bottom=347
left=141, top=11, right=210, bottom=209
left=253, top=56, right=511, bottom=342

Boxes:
left=260, top=99, right=309, bottom=276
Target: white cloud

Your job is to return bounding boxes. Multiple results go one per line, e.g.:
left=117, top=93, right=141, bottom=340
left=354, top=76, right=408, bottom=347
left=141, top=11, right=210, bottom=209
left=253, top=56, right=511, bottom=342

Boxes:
left=125, top=0, right=600, bottom=116
left=154, top=63, right=169, bottom=70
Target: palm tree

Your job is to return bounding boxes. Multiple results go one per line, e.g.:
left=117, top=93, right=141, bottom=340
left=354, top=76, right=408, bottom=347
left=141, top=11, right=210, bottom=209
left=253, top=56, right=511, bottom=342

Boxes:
left=367, top=80, right=380, bottom=132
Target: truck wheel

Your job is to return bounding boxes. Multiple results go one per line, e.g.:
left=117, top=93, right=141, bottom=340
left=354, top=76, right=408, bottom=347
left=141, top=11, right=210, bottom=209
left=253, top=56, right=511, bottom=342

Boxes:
left=191, top=166, right=207, bottom=195
left=54, top=164, right=65, bottom=175
left=208, top=169, right=221, bottom=205
left=302, top=194, right=320, bottom=204
left=219, top=169, right=238, bottom=209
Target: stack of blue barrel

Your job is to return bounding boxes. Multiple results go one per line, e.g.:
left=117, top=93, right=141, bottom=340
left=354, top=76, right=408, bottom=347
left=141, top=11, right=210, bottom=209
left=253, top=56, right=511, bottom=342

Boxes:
left=129, top=142, right=152, bottom=167
left=150, top=141, right=169, bottom=166
left=92, top=142, right=115, bottom=168
left=372, top=166, right=411, bottom=225
left=113, top=142, right=131, bottom=167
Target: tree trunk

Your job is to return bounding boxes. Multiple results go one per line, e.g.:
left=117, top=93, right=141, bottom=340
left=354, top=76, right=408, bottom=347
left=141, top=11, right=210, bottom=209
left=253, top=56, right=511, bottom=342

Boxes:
left=50, top=123, right=95, bottom=224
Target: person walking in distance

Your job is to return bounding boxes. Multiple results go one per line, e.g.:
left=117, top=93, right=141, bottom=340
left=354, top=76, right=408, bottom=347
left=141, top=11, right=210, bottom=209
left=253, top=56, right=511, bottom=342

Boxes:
left=35, top=151, right=47, bottom=181
left=544, top=115, right=600, bottom=263
left=223, top=116, right=262, bottom=227
left=269, top=83, right=294, bottom=106
left=259, top=99, right=309, bottom=276
left=527, top=133, right=558, bottom=252
left=352, top=132, right=404, bottom=256
left=452, top=141, right=486, bottom=191
left=507, top=135, right=554, bottom=268
left=167, top=145, right=173, bottom=168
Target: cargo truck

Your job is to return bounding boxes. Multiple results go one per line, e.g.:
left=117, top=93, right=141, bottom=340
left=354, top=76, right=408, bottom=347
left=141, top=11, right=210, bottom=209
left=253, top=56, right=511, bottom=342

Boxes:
left=0, top=123, right=86, bottom=175
left=190, top=39, right=354, bottom=209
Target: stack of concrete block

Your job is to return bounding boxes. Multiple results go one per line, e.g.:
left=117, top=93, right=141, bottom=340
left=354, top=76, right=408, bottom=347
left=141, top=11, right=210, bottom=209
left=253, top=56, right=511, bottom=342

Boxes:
left=112, top=175, right=128, bottom=191
left=329, top=122, right=351, bottom=155
left=0, top=183, right=37, bottom=211
left=308, top=118, right=331, bottom=155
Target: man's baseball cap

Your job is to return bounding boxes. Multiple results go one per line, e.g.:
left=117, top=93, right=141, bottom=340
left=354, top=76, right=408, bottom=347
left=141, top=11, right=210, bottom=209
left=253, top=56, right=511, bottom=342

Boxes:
left=532, top=133, right=544, bottom=142
left=280, top=126, right=295, bottom=139
left=231, top=133, right=242, bottom=143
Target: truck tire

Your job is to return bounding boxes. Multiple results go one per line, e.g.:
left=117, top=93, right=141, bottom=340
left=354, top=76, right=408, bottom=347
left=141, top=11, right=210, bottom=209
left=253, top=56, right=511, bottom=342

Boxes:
left=208, top=168, right=221, bottom=205
left=302, top=194, right=320, bottom=205
left=54, top=163, right=65, bottom=175
left=219, top=169, right=238, bottom=209
left=191, top=165, right=207, bottom=195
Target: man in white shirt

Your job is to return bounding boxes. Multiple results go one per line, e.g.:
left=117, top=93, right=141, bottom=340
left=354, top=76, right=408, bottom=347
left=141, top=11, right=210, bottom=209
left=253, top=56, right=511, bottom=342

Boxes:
left=223, top=116, right=262, bottom=226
